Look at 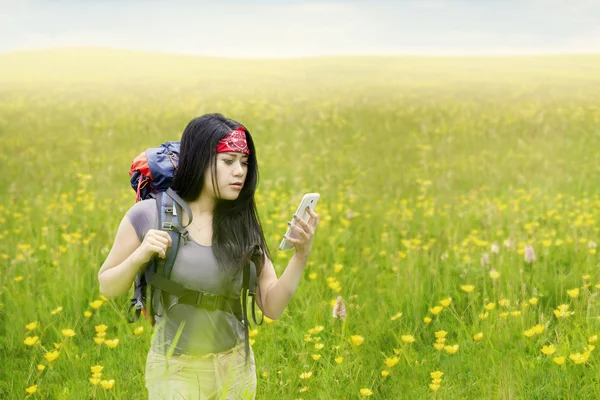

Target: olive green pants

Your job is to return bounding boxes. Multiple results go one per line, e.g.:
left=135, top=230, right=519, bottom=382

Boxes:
left=145, top=343, right=257, bottom=399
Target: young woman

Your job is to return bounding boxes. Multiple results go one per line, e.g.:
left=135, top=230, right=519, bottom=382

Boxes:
left=98, top=113, right=319, bottom=399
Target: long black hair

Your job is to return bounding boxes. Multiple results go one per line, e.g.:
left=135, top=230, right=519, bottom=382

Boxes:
left=171, top=113, right=270, bottom=279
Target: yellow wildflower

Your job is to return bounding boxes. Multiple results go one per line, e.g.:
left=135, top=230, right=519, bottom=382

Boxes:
left=100, top=379, right=115, bottom=389
left=90, top=300, right=103, bottom=310
left=390, top=312, right=402, bottom=321
left=523, top=329, right=536, bottom=338
left=460, top=285, right=475, bottom=293
left=90, top=365, right=103, bottom=374
left=299, top=371, right=312, bottom=379
left=439, top=297, right=452, bottom=307
left=44, top=350, right=59, bottom=363
left=533, top=324, right=544, bottom=334
left=473, top=332, right=483, bottom=341
left=554, top=304, right=573, bottom=318
left=430, top=371, right=444, bottom=379
left=25, top=322, right=37, bottom=331
left=541, top=345, right=556, bottom=355
left=553, top=356, right=565, bottom=365
left=434, top=330, right=448, bottom=339
left=104, top=339, right=119, bottom=349
left=25, top=385, right=37, bottom=394
left=384, top=356, right=399, bottom=368
left=359, top=388, right=373, bottom=397
left=62, top=329, right=76, bottom=337
left=401, top=335, right=415, bottom=343
left=50, top=306, right=63, bottom=315
left=567, top=288, right=580, bottom=298
left=24, top=336, right=39, bottom=346
left=444, top=344, right=459, bottom=354
left=335, top=357, right=344, bottom=364
left=528, top=297, right=539, bottom=305
left=430, top=306, right=443, bottom=315
left=569, top=351, right=591, bottom=364
left=350, top=335, right=364, bottom=347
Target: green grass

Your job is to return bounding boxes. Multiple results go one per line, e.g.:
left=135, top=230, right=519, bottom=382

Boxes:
left=1, top=48, right=600, bottom=399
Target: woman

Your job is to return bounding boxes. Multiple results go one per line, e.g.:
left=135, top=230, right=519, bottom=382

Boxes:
left=98, top=113, right=319, bottom=399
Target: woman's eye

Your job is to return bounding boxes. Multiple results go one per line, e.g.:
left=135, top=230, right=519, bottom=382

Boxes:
left=224, top=160, right=249, bottom=166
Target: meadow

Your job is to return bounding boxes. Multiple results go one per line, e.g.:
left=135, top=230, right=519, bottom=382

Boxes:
left=1, top=49, right=600, bottom=399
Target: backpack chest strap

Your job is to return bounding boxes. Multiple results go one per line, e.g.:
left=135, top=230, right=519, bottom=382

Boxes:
left=146, top=268, right=243, bottom=316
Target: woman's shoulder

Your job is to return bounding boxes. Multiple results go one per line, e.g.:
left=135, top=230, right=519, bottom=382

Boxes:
left=125, top=197, right=158, bottom=241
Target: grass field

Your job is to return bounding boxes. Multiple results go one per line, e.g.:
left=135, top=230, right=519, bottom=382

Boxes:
left=1, top=48, right=600, bottom=399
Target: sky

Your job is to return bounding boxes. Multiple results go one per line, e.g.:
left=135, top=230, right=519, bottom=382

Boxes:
left=1, top=0, right=599, bottom=58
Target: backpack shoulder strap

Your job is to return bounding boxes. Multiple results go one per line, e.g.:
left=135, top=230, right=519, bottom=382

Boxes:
left=241, top=250, right=265, bottom=366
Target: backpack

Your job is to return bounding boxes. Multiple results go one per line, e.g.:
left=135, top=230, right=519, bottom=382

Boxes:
left=127, top=141, right=264, bottom=365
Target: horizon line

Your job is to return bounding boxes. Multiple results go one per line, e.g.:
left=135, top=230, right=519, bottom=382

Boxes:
left=2, top=46, right=600, bottom=60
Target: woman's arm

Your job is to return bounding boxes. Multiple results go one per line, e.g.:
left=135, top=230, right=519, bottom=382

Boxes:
left=256, top=207, right=318, bottom=319
left=98, top=215, right=147, bottom=298
left=259, top=252, right=308, bottom=320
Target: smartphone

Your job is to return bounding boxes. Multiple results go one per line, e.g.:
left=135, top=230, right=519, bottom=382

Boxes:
left=279, top=193, right=320, bottom=251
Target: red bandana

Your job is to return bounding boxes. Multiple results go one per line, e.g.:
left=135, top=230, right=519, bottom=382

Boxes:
left=216, top=126, right=251, bottom=155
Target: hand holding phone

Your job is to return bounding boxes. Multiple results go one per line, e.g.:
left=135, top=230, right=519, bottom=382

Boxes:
left=279, top=193, right=320, bottom=251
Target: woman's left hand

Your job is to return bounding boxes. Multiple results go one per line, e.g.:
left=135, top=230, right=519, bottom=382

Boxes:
left=284, top=207, right=319, bottom=260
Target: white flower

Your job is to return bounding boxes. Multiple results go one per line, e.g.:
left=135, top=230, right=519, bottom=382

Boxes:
left=332, top=296, right=346, bottom=321
left=481, top=253, right=490, bottom=267
left=491, top=243, right=500, bottom=254
left=504, top=239, right=513, bottom=249
left=589, top=241, right=597, bottom=249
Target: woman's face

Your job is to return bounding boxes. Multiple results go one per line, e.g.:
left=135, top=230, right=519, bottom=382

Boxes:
left=203, top=152, right=249, bottom=200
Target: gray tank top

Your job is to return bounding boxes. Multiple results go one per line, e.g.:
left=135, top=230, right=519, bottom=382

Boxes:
left=125, top=198, right=245, bottom=356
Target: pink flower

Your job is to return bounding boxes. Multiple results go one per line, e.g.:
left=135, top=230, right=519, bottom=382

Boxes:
left=524, top=244, right=536, bottom=263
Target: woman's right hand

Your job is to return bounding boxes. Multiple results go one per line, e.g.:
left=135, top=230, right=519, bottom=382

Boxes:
left=134, top=229, right=173, bottom=265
